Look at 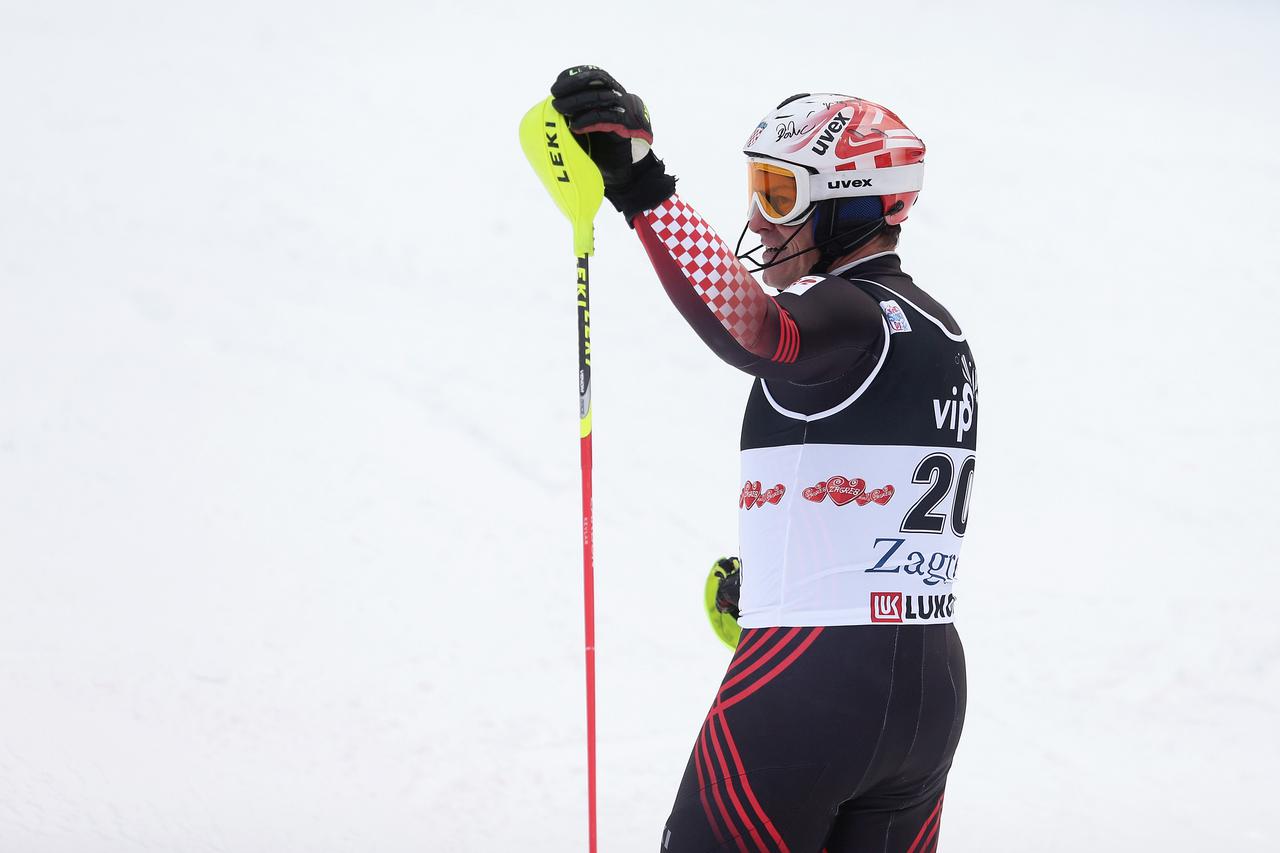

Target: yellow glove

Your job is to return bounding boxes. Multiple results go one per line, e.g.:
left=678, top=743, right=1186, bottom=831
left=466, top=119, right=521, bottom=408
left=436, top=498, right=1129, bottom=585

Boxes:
left=704, top=557, right=743, bottom=651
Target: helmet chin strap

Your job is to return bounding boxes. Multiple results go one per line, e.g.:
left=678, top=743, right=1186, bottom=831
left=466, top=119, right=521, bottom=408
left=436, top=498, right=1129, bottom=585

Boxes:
left=735, top=215, right=887, bottom=276
left=734, top=216, right=808, bottom=273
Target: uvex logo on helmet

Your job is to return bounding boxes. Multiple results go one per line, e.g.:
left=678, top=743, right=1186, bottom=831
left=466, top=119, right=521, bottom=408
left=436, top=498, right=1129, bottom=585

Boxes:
left=810, top=111, right=851, bottom=156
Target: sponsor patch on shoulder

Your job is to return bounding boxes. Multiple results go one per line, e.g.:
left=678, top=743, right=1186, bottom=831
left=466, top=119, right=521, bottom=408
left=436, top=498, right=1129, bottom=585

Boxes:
left=785, top=275, right=825, bottom=295
left=880, top=299, right=912, bottom=333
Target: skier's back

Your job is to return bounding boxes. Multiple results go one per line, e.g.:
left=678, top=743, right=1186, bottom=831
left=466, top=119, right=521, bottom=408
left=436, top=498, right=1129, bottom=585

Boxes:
left=551, top=69, right=976, bottom=852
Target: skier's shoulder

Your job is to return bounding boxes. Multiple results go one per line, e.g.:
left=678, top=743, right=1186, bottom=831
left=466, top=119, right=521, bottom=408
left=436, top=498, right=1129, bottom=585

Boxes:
left=774, top=268, right=887, bottom=339
left=775, top=272, right=839, bottom=298
left=772, top=271, right=885, bottom=358
left=775, top=273, right=881, bottom=319
left=878, top=278, right=963, bottom=339
left=834, top=254, right=964, bottom=339
left=775, top=272, right=866, bottom=300
left=779, top=252, right=906, bottom=305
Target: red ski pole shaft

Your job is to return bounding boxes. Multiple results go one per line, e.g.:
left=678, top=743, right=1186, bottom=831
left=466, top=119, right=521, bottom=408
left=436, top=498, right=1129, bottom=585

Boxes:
left=518, top=95, right=604, bottom=851
left=576, top=253, right=598, bottom=853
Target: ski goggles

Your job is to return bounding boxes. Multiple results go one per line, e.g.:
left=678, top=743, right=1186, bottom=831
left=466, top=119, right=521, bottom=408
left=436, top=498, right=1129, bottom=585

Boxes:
left=746, top=157, right=925, bottom=225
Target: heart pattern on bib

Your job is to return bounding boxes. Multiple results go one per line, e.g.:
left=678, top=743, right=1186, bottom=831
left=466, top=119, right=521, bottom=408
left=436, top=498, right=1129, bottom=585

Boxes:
left=802, top=482, right=828, bottom=502
left=740, top=480, right=787, bottom=509
left=798, top=476, right=895, bottom=508
left=825, top=476, right=867, bottom=507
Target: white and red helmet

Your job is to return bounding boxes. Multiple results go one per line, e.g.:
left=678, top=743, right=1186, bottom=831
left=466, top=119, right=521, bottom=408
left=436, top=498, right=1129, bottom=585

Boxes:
left=743, top=94, right=926, bottom=226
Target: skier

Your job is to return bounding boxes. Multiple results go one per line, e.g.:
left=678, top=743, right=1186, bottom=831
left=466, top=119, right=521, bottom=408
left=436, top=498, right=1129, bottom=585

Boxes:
left=551, top=67, right=976, bottom=853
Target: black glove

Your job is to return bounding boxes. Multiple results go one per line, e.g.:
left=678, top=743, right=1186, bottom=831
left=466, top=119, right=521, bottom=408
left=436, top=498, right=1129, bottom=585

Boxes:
left=713, top=557, right=742, bottom=619
left=551, top=65, right=676, bottom=221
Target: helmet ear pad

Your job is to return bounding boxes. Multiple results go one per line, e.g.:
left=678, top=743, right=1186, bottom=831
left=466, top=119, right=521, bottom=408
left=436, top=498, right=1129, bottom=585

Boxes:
left=815, top=196, right=882, bottom=233
left=810, top=196, right=885, bottom=272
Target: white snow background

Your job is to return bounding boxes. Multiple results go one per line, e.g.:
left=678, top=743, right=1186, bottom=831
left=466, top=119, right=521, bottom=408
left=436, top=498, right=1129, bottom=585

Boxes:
left=2, top=1, right=1278, bottom=850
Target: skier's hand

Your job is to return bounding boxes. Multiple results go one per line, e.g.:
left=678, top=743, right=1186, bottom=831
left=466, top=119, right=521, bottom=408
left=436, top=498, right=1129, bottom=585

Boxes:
left=704, top=557, right=742, bottom=651
left=551, top=66, right=652, bottom=183
left=550, top=65, right=676, bottom=221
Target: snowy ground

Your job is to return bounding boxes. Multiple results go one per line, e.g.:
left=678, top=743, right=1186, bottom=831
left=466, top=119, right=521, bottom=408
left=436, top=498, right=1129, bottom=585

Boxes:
left=2, top=1, right=1278, bottom=851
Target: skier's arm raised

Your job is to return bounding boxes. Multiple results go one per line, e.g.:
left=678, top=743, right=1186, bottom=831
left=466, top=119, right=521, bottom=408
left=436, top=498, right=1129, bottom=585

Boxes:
left=630, top=196, right=885, bottom=383
left=551, top=67, right=884, bottom=385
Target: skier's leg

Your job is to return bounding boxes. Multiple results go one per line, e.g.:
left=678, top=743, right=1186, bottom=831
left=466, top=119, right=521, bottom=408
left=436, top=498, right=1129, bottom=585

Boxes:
left=822, top=789, right=948, bottom=853
left=659, top=624, right=964, bottom=852
left=821, top=624, right=966, bottom=853
left=659, top=718, right=832, bottom=852
left=658, top=626, right=883, bottom=852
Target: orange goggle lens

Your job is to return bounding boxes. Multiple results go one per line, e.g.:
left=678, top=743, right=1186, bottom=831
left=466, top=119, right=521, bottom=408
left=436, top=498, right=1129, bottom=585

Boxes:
left=748, top=161, right=800, bottom=220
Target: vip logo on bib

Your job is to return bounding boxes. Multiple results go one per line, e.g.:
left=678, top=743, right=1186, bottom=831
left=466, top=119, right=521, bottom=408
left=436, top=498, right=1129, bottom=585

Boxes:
left=803, top=477, right=894, bottom=506
left=740, top=480, right=786, bottom=510
left=932, top=354, right=978, bottom=444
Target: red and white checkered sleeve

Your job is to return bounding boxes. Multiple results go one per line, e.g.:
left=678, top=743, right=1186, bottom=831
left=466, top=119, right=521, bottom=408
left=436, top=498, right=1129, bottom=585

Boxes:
left=635, top=195, right=795, bottom=363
